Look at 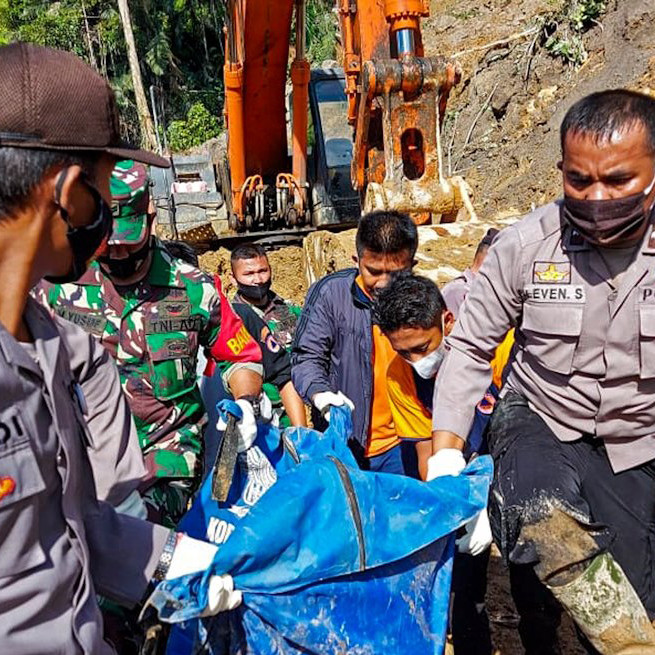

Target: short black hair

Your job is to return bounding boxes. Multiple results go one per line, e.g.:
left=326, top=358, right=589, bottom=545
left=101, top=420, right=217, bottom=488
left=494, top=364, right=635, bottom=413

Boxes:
left=0, top=146, right=97, bottom=219
left=230, top=243, right=268, bottom=267
left=163, top=240, right=199, bottom=267
left=355, top=210, right=418, bottom=259
left=375, top=271, right=446, bottom=334
left=560, top=90, right=655, bottom=153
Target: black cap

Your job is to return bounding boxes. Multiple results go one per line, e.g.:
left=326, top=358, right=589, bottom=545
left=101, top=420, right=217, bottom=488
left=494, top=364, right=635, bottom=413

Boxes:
left=0, top=42, right=169, bottom=168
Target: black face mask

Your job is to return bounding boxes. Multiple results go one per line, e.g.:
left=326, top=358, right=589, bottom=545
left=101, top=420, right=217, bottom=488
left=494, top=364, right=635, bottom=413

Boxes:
left=563, top=177, right=655, bottom=246
left=237, top=279, right=271, bottom=304
left=98, top=237, right=152, bottom=281
left=46, top=171, right=113, bottom=283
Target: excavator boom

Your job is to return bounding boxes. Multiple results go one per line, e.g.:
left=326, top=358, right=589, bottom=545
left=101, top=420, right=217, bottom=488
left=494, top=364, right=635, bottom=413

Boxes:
left=219, top=0, right=467, bottom=236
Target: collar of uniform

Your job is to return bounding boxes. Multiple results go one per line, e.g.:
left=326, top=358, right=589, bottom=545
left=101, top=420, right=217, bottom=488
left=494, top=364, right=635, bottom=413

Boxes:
left=0, top=297, right=59, bottom=380
left=561, top=222, right=590, bottom=253
left=76, top=261, right=103, bottom=286
left=641, top=223, right=655, bottom=255
left=141, top=238, right=185, bottom=288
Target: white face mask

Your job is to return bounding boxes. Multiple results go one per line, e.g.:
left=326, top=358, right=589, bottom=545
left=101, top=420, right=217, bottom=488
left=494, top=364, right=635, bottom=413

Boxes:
left=408, top=316, right=447, bottom=379
left=410, top=345, right=445, bottom=379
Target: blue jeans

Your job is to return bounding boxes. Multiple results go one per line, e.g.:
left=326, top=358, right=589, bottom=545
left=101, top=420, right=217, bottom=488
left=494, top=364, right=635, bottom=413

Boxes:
left=364, top=441, right=419, bottom=477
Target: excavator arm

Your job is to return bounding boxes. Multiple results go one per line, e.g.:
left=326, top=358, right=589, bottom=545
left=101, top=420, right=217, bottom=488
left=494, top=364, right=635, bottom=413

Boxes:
left=223, top=0, right=310, bottom=230
left=222, top=0, right=467, bottom=233
left=338, top=0, right=467, bottom=221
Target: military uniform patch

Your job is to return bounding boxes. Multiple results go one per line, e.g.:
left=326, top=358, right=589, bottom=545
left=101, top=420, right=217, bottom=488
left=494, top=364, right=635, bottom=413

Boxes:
left=159, top=299, right=192, bottom=319
left=532, top=262, right=571, bottom=284
left=162, top=338, right=192, bottom=358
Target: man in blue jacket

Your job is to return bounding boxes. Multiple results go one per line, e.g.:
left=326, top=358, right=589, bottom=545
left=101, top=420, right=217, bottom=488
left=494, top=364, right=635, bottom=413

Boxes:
left=291, top=211, right=418, bottom=473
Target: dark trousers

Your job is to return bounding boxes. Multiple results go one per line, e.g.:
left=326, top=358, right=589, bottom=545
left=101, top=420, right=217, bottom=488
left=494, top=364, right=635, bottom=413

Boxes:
left=451, top=549, right=492, bottom=655
left=356, top=440, right=420, bottom=476
left=488, top=392, right=655, bottom=652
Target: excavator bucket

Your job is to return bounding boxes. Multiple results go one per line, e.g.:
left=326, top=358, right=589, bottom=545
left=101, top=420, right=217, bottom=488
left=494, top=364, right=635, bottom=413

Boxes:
left=354, top=55, right=472, bottom=222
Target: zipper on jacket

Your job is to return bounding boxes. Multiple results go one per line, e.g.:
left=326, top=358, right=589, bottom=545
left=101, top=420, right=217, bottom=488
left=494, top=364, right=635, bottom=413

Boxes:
left=327, top=455, right=366, bottom=571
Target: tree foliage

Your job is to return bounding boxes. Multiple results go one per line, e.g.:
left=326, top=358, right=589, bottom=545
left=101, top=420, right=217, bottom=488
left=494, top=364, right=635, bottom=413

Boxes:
left=167, top=102, right=221, bottom=152
left=0, top=0, right=337, bottom=150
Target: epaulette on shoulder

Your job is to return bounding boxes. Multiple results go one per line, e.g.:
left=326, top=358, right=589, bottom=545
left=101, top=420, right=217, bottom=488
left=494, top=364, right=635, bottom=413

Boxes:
left=514, top=202, right=562, bottom=247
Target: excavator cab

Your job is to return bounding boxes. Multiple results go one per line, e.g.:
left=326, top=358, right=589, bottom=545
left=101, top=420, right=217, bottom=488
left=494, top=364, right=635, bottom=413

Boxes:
left=307, top=68, right=360, bottom=227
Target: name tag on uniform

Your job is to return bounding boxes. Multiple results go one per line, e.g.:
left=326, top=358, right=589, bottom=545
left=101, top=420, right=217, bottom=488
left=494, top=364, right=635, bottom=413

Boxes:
left=0, top=412, right=26, bottom=446
left=146, top=316, right=202, bottom=334
left=55, top=307, right=107, bottom=338
left=522, top=284, right=586, bottom=303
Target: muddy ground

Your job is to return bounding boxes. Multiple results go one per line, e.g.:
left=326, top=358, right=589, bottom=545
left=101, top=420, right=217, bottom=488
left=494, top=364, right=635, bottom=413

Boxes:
left=197, top=2, right=655, bottom=651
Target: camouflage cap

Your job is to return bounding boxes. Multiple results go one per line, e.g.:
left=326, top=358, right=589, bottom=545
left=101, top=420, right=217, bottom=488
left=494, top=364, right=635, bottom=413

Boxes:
left=109, top=160, right=151, bottom=245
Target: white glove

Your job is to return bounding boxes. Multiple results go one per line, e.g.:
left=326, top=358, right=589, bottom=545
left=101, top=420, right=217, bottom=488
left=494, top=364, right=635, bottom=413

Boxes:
left=258, top=392, right=273, bottom=422
left=425, top=448, right=466, bottom=481
left=216, top=398, right=261, bottom=452
left=312, top=391, right=355, bottom=422
left=456, top=509, right=492, bottom=556
left=166, top=534, right=217, bottom=580
left=201, top=574, right=243, bottom=617
left=166, top=534, right=242, bottom=616
left=426, top=449, right=492, bottom=556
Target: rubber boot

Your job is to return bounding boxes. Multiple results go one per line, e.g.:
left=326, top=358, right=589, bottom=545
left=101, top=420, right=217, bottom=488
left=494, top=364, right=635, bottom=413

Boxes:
left=547, top=552, right=655, bottom=654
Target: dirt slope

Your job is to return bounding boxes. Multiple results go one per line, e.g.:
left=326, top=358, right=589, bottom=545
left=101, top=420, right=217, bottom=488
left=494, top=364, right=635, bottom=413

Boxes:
left=425, top=0, right=655, bottom=222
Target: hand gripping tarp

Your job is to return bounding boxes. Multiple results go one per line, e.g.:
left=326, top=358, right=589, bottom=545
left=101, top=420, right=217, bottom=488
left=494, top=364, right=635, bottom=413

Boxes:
left=151, top=401, right=492, bottom=655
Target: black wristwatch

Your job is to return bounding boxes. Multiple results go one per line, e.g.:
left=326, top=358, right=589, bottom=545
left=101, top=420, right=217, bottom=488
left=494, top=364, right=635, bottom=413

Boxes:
left=153, top=531, right=179, bottom=582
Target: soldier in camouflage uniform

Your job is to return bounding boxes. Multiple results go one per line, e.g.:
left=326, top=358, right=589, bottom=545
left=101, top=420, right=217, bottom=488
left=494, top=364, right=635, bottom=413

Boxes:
left=38, top=160, right=263, bottom=529
left=230, top=243, right=301, bottom=351
left=229, top=243, right=305, bottom=426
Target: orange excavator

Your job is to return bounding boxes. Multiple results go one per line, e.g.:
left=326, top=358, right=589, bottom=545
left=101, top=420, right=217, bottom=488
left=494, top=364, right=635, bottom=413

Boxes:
left=217, top=0, right=471, bottom=236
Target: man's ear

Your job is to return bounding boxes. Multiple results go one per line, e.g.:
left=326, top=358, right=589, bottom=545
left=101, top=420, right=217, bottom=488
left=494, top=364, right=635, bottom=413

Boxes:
left=443, top=310, right=456, bottom=336
left=352, top=254, right=358, bottom=265
left=56, top=165, right=94, bottom=224
left=557, top=160, right=563, bottom=171
left=230, top=273, right=237, bottom=288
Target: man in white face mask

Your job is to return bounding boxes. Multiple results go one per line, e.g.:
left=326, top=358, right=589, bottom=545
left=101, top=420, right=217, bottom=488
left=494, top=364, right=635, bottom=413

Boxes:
left=376, top=271, right=511, bottom=655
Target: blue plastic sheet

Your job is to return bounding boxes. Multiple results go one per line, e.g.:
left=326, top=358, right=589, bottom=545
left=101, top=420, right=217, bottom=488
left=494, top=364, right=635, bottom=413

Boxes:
left=155, top=402, right=492, bottom=655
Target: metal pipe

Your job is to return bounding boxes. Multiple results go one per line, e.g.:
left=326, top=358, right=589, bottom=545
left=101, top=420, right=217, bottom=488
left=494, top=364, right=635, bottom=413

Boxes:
left=149, top=85, right=162, bottom=154
left=396, top=29, right=416, bottom=55
left=295, top=0, right=306, bottom=60
left=291, top=0, right=309, bottom=209
left=224, top=63, right=246, bottom=218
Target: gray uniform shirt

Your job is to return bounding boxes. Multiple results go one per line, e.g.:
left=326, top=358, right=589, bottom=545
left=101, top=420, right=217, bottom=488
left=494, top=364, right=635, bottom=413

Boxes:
left=433, top=201, right=655, bottom=473
left=441, top=269, right=476, bottom=320
left=57, top=311, right=147, bottom=506
left=0, top=298, right=169, bottom=654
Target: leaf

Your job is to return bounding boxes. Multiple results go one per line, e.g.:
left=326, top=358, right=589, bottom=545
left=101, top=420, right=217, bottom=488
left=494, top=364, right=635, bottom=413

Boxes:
left=146, top=30, right=172, bottom=77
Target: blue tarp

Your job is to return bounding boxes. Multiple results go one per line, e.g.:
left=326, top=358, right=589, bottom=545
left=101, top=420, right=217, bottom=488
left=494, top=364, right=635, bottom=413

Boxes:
left=153, top=402, right=492, bottom=655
